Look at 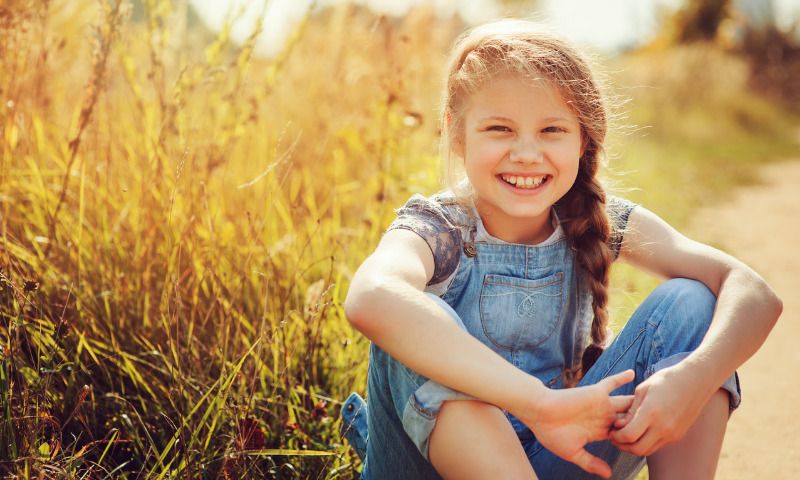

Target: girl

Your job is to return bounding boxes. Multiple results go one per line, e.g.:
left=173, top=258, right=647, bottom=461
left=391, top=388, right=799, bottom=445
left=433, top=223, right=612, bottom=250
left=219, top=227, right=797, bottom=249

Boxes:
left=340, top=19, right=781, bottom=479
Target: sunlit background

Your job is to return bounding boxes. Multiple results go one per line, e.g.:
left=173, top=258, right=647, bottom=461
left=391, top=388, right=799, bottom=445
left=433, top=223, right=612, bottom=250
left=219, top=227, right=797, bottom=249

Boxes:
left=1, top=0, right=799, bottom=478
left=188, top=0, right=800, bottom=55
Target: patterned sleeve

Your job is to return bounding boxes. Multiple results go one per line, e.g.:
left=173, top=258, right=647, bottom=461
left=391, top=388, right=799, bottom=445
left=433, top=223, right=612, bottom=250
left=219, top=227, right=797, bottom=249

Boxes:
left=607, top=195, right=637, bottom=260
left=387, top=194, right=463, bottom=286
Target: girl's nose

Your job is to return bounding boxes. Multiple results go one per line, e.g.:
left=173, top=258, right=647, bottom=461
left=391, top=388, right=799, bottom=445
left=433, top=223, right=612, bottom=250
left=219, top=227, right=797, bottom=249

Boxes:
left=509, top=138, right=544, bottom=164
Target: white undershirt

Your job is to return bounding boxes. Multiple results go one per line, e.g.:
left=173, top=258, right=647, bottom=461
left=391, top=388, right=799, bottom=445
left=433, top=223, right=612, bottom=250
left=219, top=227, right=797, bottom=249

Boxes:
left=471, top=204, right=565, bottom=246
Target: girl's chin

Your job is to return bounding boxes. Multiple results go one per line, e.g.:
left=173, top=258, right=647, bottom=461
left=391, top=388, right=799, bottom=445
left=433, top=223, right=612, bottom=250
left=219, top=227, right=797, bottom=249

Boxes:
left=474, top=196, right=553, bottom=220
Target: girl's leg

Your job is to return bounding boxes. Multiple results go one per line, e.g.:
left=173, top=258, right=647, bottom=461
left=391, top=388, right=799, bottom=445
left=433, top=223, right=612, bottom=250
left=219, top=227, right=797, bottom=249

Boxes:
left=646, top=389, right=729, bottom=480
left=428, top=399, right=537, bottom=479
left=359, top=341, right=450, bottom=480
left=346, top=293, right=522, bottom=479
left=528, top=278, right=740, bottom=479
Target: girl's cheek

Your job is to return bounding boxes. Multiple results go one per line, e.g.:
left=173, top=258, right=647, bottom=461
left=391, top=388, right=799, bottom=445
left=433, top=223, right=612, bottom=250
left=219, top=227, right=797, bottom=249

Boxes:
left=470, top=144, right=502, bottom=162
left=553, top=142, right=582, bottom=160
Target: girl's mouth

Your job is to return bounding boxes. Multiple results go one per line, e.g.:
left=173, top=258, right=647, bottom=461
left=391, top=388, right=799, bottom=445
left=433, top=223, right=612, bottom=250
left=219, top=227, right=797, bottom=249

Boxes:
left=499, top=174, right=550, bottom=190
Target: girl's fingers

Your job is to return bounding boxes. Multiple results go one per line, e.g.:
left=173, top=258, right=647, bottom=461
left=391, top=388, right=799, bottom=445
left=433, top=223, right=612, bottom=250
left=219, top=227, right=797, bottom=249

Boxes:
left=610, top=394, right=634, bottom=413
left=610, top=384, right=647, bottom=442
left=599, top=369, right=635, bottom=393
left=617, top=384, right=645, bottom=426
left=615, top=428, right=660, bottom=457
left=610, top=408, right=648, bottom=444
left=611, top=425, right=650, bottom=453
left=572, top=448, right=612, bottom=479
left=614, top=412, right=630, bottom=429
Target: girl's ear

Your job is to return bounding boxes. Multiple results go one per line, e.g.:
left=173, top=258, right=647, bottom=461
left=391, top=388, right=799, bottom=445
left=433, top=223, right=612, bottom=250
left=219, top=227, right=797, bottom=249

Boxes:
left=446, top=110, right=466, bottom=158
left=452, top=134, right=465, bottom=158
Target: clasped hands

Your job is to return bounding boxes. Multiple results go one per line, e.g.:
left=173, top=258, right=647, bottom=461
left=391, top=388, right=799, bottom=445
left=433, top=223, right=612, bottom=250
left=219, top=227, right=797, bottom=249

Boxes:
left=520, top=366, right=710, bottom=479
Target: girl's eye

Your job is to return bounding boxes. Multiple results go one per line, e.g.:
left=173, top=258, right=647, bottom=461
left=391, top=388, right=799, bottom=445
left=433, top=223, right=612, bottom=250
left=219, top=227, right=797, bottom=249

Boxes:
left=542, top=126, right=566, bottom=133
left=486, top=125, right=512, bottom=133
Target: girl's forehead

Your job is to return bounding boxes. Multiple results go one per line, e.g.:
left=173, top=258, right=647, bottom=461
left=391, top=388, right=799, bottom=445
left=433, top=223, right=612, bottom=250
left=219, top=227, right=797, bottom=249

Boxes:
left=466, top=75, right=576, bottom=118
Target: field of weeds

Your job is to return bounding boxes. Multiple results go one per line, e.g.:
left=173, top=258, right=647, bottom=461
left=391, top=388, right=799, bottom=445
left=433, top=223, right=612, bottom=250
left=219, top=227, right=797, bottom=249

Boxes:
left=1, top=1, right=797, bottom=478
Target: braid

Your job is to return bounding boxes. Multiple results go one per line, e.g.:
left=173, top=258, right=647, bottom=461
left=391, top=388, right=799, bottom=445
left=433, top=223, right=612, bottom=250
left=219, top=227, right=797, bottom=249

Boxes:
left=438, top=20, right=616, bottom=387
left=558, top=164, right=614, bottom=387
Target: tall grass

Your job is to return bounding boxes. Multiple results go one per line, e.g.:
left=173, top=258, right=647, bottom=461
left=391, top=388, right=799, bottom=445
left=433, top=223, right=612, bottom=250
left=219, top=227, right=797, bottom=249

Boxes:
left=1, top=1, right=453, bottom=477
left=1, top=1, right=797, bottom=478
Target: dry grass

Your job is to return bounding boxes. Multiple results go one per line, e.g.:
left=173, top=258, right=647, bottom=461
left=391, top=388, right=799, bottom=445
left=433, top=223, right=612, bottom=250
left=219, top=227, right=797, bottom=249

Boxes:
left=0, top=1, right=796, bottom=478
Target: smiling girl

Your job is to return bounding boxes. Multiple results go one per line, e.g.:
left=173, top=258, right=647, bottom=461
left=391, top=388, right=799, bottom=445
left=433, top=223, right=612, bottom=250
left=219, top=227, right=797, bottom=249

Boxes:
left=339, top=19, right=781, bottom=479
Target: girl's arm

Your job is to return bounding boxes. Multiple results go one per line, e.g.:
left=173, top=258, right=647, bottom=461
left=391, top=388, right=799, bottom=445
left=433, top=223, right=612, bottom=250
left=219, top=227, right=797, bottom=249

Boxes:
left=609, top=205, right=782, bottom=455
left=345, top=228, right=549, bottom=416
left=346, top=228, right=634, bottom=477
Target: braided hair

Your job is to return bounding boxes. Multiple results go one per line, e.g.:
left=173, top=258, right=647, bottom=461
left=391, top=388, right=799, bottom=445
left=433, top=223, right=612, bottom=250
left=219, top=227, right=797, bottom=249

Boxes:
left=441, top=20, right=615, bottom=385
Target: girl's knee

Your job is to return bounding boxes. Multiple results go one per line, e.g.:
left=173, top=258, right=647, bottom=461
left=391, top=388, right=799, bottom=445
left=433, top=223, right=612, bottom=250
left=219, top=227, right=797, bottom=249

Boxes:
left=432, top=401, right=505, bottom=449
left=646, top=278, right=717, bottom=356
left=430, top=400, right=534, bottom=479
left=656, top=278, right=716, bottom=324
left=432, top=400, right=511, bottom=451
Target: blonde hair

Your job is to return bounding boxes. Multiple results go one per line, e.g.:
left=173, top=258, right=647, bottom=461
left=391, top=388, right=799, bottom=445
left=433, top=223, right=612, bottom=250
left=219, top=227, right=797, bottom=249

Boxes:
left=441, top=20, right=613, bottom=385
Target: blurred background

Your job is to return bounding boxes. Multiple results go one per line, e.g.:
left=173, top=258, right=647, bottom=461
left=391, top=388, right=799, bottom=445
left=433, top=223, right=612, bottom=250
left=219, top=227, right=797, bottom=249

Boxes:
left=1, top=0, right=799, bottom=477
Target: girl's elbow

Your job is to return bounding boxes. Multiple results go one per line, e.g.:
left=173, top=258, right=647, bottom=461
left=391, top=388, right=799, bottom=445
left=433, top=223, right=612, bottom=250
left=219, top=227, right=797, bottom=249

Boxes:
left=756, top=277, right=783, bottom=326
left=344, top=287, right=372, bottom=331
left=344, top=279, right=388, bottom=333
left=739, top=268, right=783, bottom=326
left=770, top=292, right=784, bottom=323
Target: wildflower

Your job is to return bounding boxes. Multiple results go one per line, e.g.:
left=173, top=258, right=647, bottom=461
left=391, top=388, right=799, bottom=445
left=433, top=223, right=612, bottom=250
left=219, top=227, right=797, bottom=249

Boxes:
left=236, top=416, right=266, bottom=451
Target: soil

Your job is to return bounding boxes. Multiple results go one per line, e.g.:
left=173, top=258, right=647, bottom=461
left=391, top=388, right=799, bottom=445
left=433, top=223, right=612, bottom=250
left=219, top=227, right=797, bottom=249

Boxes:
left=687, top=160, right=800, bottom=478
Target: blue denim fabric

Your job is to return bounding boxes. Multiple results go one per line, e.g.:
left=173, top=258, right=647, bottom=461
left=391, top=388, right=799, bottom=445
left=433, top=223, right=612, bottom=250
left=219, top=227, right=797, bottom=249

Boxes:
left=340, top=201, right=741, bottom=479
left=341, top=279, right=741, bottom=479
left=524, top=278, right=740, bottom=480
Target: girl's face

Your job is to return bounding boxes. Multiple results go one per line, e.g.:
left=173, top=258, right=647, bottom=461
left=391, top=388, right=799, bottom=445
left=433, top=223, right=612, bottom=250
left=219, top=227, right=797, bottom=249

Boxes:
left=456, top=75, right=583, bottom=244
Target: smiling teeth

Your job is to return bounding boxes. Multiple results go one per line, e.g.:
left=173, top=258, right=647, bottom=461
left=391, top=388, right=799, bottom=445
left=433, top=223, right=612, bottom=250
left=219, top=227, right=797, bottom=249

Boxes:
left=501, top=175, right=547, bottom=188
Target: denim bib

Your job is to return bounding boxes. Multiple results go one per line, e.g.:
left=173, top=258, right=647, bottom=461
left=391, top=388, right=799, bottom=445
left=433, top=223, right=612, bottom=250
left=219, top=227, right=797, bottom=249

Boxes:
left=341, top=192, right=741, bottom=480
left=431, top=199, right=593, bottom=434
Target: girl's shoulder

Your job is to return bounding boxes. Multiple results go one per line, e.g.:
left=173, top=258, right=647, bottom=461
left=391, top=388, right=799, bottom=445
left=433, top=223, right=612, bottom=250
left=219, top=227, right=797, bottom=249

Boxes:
left=606, top=195, right=638, bottom=259
left=393, top=191, right=474, bottom=226
left=607, top=195, right=637, bottom=218
left=387, top=191, right=471, bottom=287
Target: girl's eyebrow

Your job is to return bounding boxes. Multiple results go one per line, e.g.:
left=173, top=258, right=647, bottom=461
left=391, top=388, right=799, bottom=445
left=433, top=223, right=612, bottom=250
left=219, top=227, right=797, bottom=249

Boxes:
left=478, top=115, right=515, bottom=123
left=477, top=115, right=573, bottom=123
left=542, top=116, right=572, bottom=123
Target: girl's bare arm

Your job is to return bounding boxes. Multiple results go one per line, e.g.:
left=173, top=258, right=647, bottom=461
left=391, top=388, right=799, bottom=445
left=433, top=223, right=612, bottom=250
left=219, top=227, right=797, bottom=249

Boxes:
left=618, top=206, right=782, bottom=389
left=610, top=206, right=782, bottom=454
left=345, top=228, right=634, bottom=477
left=345, top=228, right=548, bottom=418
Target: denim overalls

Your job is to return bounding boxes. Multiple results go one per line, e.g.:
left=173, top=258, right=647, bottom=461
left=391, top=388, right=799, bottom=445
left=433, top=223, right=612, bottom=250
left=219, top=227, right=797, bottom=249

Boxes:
left=340, top=193, right=741, bottom=480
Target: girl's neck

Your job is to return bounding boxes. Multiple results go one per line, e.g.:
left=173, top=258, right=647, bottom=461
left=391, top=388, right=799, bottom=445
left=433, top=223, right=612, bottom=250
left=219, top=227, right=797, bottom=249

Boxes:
left=473, top=198, right=555, bottom=245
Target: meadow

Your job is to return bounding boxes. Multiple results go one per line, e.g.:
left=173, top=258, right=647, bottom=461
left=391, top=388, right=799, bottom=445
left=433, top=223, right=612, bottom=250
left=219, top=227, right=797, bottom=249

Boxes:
left=1, top=1, right=797, bottom=478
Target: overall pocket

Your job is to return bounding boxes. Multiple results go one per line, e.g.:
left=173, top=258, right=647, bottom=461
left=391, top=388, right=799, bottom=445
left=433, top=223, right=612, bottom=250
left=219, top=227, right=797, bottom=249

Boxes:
left=479, top=272, right=564, bottom=350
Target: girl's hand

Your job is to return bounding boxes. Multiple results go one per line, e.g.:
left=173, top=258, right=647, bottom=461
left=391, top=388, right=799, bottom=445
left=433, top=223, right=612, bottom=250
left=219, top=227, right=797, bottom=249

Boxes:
left=609, top=365, right=713, bottom=456
left=518, top=369, right=635, bottom=479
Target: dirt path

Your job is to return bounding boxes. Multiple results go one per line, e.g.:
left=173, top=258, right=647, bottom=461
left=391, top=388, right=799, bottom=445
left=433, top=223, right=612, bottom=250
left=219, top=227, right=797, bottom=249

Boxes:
left=687, top=160, right=800, bottom=478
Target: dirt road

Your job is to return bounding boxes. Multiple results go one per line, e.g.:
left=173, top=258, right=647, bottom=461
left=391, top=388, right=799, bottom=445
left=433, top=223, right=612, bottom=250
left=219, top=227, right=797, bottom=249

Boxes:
left=687, top=160, right=800, bottom=478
